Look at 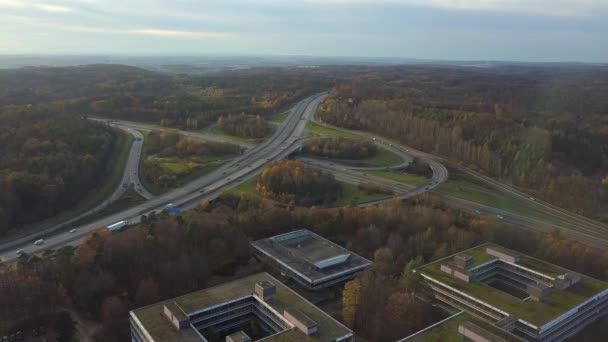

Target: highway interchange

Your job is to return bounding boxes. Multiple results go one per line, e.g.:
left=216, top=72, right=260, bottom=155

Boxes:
left=2, top=91, right=608, bottom=262
left=0, top=93, right=326, bottom=262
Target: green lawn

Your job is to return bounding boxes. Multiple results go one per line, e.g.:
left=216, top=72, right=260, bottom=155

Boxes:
left=271, top=111, right=290, bottom=123
left=207, top=124, right=275, bottom=144
left=77, top=190, right=146, bottom=224
left=438, top=180, right=546, bottom=218
left=230, top=178, right=390, bottom=207
left=309, top=145, right=403, bottom=168
left=175, top=159, right=231, bottom=187
left=368, top=170, right=428, bottom=187
left=335, top=183, right=392, bottom=206
left=231, top=177, right=258, bottom=196
left=306, top=122, right=358, bottom=138
left=140, top=131, right=238, bottom=195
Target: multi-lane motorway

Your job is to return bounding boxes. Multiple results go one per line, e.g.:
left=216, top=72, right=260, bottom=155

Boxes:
left=0, top=124, right=152, bottom=256
left=303, top=120, right=608, bottom=248
left=3, top=90, right=608, bottom=262
left=111, top=125, right=154, bottom=200
left=0, top=93, right=326, bottom=262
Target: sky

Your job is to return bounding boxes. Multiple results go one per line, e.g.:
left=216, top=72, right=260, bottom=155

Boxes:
left=1, top=0, right=607, bottom=62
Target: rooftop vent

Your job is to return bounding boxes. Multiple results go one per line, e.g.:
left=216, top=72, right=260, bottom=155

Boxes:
left=454, top=254, right=473, bottom=270
left=284, top=308, right=318, bottom=336
left=458, top=322, right=506, bottom=342
left=555, top=272, right=581, bottom=290
left=226, top=331, right=252, bottom=342
left=486, top=247, right=520, bottom=264
left=162, top=302, right=189, bottom=330
left=527, top=283, right=552, bottom=302
left=255, top=281, right=277, bottom=302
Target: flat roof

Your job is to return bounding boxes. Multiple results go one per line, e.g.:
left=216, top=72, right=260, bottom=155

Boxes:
left=400, top=312, right=524, bottom=342
left=418, top=243, right=608, bottom=327
left=251, top=230, right=372, bottom=283
left=130, top=272, right=352, bottom=342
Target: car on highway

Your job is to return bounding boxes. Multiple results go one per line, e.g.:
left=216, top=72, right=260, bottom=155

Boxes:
left=16, top=249, right=24, bottom=255
left=497, top=215, right=504, bottom=219
left=34, top=239, right=44, bottom=246
left=69, top=229, right=77, bottom=233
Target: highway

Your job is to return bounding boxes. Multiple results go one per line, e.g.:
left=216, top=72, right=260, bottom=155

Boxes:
left=110, top=124, right=154, bottom=200
left=0, top=124, right=152, bottom=255
left=4, top=90, right=608, bottom=262
left=0, top=93, right=326, bottom=262
left=304, top=119, right=608, bottom=248
left=94, top=119, right=255, bottom=150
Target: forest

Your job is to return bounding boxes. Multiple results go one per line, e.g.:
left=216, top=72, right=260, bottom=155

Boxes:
left=256, top=160, right=343, bottom=206
left=3, top=193, right=608, bottom=341
left=0, top=64, right=331, bottom=129
left=0, top=106, right=121, bottom=235
left=304, top=137, right=377, bottom=159
left=217, top=113, right=272, bottom=139
left=317, top=66, right=608, bottom=217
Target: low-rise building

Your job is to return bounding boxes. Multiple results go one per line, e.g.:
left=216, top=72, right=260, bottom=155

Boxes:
left=400, top=312, right=524, bottom=342
left=416, top=243, right=608, bottom=341
left=251, top=229, right=372, bottom=290
left=129, top=272, right=353, bottom=342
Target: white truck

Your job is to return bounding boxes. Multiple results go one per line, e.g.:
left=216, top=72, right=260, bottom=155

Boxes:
left=106, top=220, right=128, bottom=232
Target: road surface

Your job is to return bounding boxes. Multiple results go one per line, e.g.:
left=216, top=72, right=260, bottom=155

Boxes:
left=0, top=123, right=151, bottom=254
left=110, top=124, right=154, bottom=200
left=0, top=93, right=326, bottom=262
left=306, top=119, right=608, bottom=248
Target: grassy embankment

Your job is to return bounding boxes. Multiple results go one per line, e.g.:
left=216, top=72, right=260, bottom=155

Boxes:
left=139, top=131, right=239, bottom=195
left=230, top=177, right=390, bottom=207
left=271, top=111, right=290, bottom=123
left=206, top=123, right=276, bottom=145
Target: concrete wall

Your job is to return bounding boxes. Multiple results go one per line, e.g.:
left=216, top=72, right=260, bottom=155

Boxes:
left=487, top=247, right=519, bottom=264
left=284, top=309, right=317, bottom=336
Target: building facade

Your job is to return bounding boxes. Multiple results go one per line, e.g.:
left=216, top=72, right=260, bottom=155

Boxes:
left=418, top=244, right=608, bottom=342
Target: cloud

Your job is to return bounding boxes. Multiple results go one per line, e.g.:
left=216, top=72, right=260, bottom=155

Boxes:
left=129, top=29, right=235, bottom=39
left=0, top=0, right=72, bottom=13
left=0, top=14, right=236, bottom=39
left=284, top=0, right=608, bottom=17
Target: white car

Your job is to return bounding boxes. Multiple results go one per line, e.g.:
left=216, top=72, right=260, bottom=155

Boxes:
left=69, top=229, right=77, bottom=233
left=16, top=249, right=24, bottom=255
left=34, top=239, right=44, bottom=246
left=497, top=215, right=504, bottom=219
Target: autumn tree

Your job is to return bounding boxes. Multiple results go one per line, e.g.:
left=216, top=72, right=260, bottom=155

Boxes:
left=342, top=278, right=362, bottom=328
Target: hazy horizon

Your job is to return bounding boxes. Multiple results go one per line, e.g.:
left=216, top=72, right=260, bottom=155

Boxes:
left=1, top=1, right=607, bottom=63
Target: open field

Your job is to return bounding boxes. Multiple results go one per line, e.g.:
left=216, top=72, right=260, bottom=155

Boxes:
left=368, top=171, right=428, bottom=187
left=336, top=183, right=392, bottom=206
left=271, top=111, right=290, bottom=123
left=231, top=177, right=390, bottom=207
left=307, top=145, right=403, bottom=168
left=206, top=123, right=275, bottom=144
left=306, top=122, right=358, bottom=138
left=143, top=155, right=235, bottom=195
left=231, top=177, right=258, bottom=196
left=139, top=131, right=239, bottom=195
left=78, top=190, right=146, bottom=225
